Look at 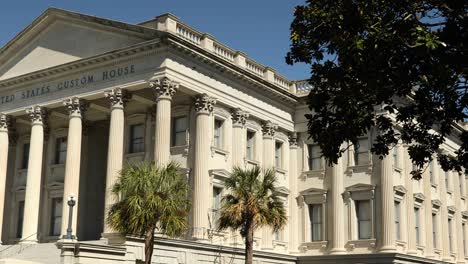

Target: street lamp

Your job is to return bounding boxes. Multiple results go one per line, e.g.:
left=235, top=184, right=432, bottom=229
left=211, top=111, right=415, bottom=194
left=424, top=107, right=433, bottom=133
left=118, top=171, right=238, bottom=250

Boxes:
left=62, top=194, right=76, bottom=240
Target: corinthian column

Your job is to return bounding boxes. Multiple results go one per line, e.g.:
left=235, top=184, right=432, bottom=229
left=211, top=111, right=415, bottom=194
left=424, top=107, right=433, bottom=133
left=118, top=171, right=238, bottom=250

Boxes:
left=329, top=151, right=346, bottom=254
left=288, top=133, right=300, bottom=252
left=60, top=98, right=88, bottom=237
left=231, top=108, right=249, bottom=166
left=0, top=114, right=13, bottom=244
left=192, top=94, right=216, bottom=240
left=261, top=121, right=277, bottom=250
left=21, top=106, right=47, bottom=243
left=103, top=88, right=130, bottom=236
left=150, top=77, right=178, bottom=166
left=379, top=154, right=396, bottom=252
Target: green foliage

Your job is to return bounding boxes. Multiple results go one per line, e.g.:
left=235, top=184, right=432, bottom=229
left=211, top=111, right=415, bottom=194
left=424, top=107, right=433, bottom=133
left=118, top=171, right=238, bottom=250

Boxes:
left=107, top=161, right=191, bottom=237
left=218, top=166, right=287, bottom=236
left=287, top=0, right=467, bottom=178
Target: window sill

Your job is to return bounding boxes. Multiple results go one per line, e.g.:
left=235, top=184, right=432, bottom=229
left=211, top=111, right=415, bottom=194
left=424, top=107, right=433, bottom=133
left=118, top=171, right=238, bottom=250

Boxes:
left=50, top=163, right=65, bottom=169
left=300, top=241, right=328, bottom=250
left=245, top=159, right=260, bottom=167
left=433, top=248, right=442, bottom=254
left=303, top=169, right=325, bottom=179
left=272, top=240, right=288, bottom=247
left=211, top=146, right=229, bottom=161
left=170, top=145, right=189, bottom=156
left=431, top=183, right=438, bottom=188
left=125, top=152, right=145, bottom=158
left=347, top=239, right=376, bottom=249
left=447, top=190, right=453, bottom=195
left=393, top=166, right=402, bottom=173
left=347, top=164, right=372, bottom=174
left=276, top=168, right=287, bottom=174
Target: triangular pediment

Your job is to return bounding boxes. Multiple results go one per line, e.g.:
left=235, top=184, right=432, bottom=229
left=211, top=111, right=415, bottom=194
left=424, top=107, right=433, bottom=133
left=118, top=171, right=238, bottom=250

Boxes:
left=0, top=8, right=159, bottom=81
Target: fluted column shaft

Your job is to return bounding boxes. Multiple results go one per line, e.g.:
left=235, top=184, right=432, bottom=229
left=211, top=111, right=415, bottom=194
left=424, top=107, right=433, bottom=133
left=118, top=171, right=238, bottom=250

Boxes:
left=231, top=108, right=249, bottom=166
left=439, top=167, right=450, bottom=260
left=405, top=149, right=417, bottom=254
left=329, top=154, right=346, bottom=254
left=60, top=98, right=87, bottom=237
left=192, top=94, right=216, bottom=240
left=151, top=77, right=178, bottom=166
left=21, top=106, right=46, bottom=243
left=261, top=121, right=276, bottom=249
left=379, top=155, right=396, bottom=252
left=423, top=159, right=434, bottom=257
left=288, top=133, right=300, bottom=252
left=0, top=114, right=11, bottom=244
left=103, top=88, right=129, bottom=234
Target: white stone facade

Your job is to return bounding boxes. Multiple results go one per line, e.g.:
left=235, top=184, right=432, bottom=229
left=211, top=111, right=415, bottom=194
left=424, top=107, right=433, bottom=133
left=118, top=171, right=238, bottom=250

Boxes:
left=0, top=8, right=466, bottom=264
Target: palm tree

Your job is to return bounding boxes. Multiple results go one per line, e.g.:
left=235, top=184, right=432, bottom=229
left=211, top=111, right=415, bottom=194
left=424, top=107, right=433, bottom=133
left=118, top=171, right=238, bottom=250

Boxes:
left=107, top=161, right=190, bottom=264
left=218, top=166, right=287, bottom=264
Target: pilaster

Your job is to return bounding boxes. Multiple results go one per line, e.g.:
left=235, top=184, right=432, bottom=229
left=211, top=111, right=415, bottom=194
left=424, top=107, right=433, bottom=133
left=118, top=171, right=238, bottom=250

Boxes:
left=329, top=151, right=346, bottom=254
left=288, top=133, right=300, bottom=252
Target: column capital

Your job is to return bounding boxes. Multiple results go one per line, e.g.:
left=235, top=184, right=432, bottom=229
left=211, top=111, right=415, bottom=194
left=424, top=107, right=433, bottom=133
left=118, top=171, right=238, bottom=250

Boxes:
left=63, top=97, right=89, bottom=118
left=194, top=94, right=216, bottom=115
left=26, top=106, right=47, bottom=125
left=0, top=113, right=10, bottom=132
left=150, top=77, right=179, bottom=101
left=104, top=88, right=131, bottom=109
left=231, top=108, right=249, bottom=127
left=288, top=132, right=298, bottom=148
left=262, top=121, right=277, bottom=138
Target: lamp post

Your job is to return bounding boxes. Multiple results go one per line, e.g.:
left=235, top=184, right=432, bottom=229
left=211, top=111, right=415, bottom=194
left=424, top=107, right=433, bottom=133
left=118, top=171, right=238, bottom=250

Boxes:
left=63, top=194, right=76, bottom=240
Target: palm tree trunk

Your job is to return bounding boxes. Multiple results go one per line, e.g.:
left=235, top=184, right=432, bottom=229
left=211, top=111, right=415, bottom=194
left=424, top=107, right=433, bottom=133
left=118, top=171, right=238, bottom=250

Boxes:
left=144, top=227, right=155, bottom=264
left=245, top=223, right=254, bottom=264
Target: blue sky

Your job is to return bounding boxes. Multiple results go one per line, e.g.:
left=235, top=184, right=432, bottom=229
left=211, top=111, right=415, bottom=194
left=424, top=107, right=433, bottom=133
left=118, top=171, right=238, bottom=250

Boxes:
left=0, top=0, right=310, bottom=80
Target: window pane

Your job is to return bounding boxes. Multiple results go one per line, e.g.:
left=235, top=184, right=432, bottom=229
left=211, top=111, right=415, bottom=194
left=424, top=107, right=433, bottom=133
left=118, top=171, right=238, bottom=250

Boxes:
left=55, top=137, right=67, bottom=164
left=432, top=213, right=437, bottom=248
left=415, top=208, right=420, bottom=244
left=354, top=139, right=369, bottom=165
left=129, top=124, right=144, bottom=153
left=246, top=131, right=255, bottom=160
left=50, top=198, right=63, bottom=236
left=356, top=200, right=371, bottom=239
left=214, top=119, right=223, bottom=148
left=308, top=204, right=323, bottom=241
left=308, top=145, right=323, bottom=170
left=172, top=117, right=187, bottom=146
left=395, top=201, right=401, bottom=240
left=275, top=142, right=282, bottom=168
left=16, top=201, right=25, bottom=238
left=448, top=218, right=453, bottom=252
left=22, top=143, right=30, bottom=169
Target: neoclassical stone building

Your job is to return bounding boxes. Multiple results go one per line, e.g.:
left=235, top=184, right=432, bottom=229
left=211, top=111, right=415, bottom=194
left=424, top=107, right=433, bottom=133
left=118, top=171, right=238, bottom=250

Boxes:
left=0, top=8, right=466, bottom=264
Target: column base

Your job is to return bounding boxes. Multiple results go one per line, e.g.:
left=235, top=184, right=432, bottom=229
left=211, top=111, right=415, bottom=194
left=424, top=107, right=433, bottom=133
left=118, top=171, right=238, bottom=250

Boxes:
left=19, top=239, right=38, bottom=245
left=406, top=249, right=418, bottom=255
left=101, top=232, right=125, bottom=245
left=379, top=245, right=396, bottom=253
left=329, top=248, right=346, bottom=255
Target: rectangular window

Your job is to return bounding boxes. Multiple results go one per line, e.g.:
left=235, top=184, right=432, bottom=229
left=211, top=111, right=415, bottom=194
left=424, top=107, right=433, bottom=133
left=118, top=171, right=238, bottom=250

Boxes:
left=55, top=137, right=67, bottom=164
left=212, top=187, right=222, bottom=228
left=308, top=144, right=323, bottom=170
left=356, top=200, right=371, bottom=239
left=449, top=218, right=453, bottom=253
left=129, top=124, right=144, bottom=153
left=415, top=207, right=420, bottom=245
left=213, top=119, right=224, bottom=148
left=429, top=161, right=435, bottom=185
left=463, top=223, right=467, bottom=256
left=393, top=147, right=399, bottom=168
left=16, top=201, right=25, bottom=238
left=354, top=138, right=369, bottom=165
left=172, top=116, right=188, bottom=146
left=445, top=171, right=450, bottom=191
left=22, top=143, right=30, bottom=169
left=246, top=131, right=255, bottom=160
left=432, top=213, right=437, bottom=248
left=274, top=229, right=283, bottom=241
left=49, top=197, right=63, bottom=236
left=275, top=142, right=283, bottom=168
left=395, top=201, right=401, bottom=240
left=309, top=204, right=323, bottom=241
left=460, top=174, right=464, bottom=195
